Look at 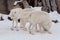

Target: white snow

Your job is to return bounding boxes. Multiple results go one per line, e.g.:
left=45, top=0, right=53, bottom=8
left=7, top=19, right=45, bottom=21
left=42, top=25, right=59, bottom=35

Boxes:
left=14, top=0, right=23, bottom=5
left=0, top=7, right=60, bottom=40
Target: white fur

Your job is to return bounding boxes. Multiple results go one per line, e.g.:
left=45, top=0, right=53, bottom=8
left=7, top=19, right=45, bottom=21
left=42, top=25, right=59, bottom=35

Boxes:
left=9, top=8, right=33, bottom=30
left=9, top=8, right=22, bottom=30
left=18, top=8, right=52, bottom=34
left=20, top=11, right=51, bottom=33
left=9, top=8, right=52, bottom=34
left=28, top=11, right=52, bottom=34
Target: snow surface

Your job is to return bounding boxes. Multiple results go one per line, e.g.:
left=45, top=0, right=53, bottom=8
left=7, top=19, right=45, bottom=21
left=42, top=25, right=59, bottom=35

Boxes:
left=0, top=7, right=60, bottom=40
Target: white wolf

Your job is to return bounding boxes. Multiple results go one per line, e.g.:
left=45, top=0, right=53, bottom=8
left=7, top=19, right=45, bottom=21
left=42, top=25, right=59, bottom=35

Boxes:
left=18, top=8, right=52, bottom=34
left=9, top=8, right=52, bottom=34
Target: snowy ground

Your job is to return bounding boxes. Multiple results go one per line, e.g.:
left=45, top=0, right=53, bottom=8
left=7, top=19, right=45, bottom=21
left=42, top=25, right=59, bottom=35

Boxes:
left=0, top=7, right=60, bottom=40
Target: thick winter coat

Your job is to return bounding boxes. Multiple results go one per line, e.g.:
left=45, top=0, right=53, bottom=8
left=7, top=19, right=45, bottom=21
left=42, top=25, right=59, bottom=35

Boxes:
left=9, top=8, right=52, bottom=34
